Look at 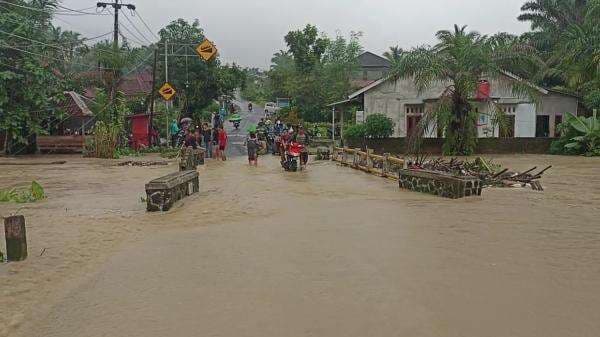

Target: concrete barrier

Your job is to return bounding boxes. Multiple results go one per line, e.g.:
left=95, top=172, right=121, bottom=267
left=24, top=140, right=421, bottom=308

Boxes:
left=398, top=169, right=482, bottom=199
left=145, top=170, right=199, bottom=212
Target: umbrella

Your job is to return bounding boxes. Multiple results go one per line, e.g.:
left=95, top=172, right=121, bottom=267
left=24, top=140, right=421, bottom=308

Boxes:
left=246, top=124, right=257, bottom=133
left=228, top=114, right=242, bottom=122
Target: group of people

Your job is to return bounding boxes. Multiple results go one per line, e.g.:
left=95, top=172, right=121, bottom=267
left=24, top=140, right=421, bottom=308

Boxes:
left=169, top=114, right=311, bottom=169
left=245, top=117, right=310, bottom=167
left=170, top=115, right=228, bottom=161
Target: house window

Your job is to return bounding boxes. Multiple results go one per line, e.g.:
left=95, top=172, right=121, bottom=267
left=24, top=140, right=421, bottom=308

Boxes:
left=499, top=105, right=517, bottom=114
left=405, top=104, right=424, bottom=115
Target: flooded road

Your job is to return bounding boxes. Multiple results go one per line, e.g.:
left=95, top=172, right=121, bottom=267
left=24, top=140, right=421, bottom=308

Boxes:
left=1, top=153, right=599, bottom=337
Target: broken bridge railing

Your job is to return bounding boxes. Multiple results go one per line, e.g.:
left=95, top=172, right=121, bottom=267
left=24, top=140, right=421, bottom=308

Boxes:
left=332, top=147, right=405, bottom=180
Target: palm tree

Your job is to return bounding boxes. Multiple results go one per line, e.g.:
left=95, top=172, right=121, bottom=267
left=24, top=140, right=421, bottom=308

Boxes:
left=383, top=46, right=403, bottom=64
left=392, top=25, right=537, bottom=155
left=519, top=0, right=600, bottom=109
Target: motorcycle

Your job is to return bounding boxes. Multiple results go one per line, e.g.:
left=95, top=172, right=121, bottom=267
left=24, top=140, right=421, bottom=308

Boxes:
left=229, top=114, right=242, bottom=130
left=281, top=141, right=305, bottom=172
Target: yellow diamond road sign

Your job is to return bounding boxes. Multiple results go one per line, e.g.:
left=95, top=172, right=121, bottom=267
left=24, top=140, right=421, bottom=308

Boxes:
left=159, top=82, right=176, bottom=101
left=196, top=39, right=217, bottom=62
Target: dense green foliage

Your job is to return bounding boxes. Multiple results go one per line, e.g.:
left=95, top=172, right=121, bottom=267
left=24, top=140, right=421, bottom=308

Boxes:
left=157, top=19, right=245, bottom=115
left=518, top=0, right=600, bottom=111
left=343, top=124, right=367, bottom=140
left=265, top=25, right=363, bottom=122
left=551, top=112, right=600, bottom=156
left=344, top=114, right=394, bottom=140
left=365, top=114, right=395, bottom=139
left=1, top=3, right=244, bottom=155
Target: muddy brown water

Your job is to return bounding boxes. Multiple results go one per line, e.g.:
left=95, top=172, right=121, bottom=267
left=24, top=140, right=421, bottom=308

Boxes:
left=0, top=154, right=599, bottom=337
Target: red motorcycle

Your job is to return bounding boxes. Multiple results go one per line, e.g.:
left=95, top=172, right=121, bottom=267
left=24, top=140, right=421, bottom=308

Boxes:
left=281, top=141, right=305, bottom=172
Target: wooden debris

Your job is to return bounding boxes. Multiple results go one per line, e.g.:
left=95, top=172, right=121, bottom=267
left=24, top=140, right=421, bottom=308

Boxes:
left=406, top=157, right=550, bottom=191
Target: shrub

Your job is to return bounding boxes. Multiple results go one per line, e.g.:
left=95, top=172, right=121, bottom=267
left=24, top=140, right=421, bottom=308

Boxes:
left=365, top=113, right=395, bottom=138
left=343, top=124, right=367, bottom=139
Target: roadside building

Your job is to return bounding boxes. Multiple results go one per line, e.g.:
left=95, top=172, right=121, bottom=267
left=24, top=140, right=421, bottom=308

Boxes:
left=338, top=72, right=579, bottom=139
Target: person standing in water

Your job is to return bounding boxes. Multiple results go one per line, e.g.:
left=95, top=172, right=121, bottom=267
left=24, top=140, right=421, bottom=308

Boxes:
left=245, top=132, right=260, bottom=166
left=216, top=125, right=228, bottom=160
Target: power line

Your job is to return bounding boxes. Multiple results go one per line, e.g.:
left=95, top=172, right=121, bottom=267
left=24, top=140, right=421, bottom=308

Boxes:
left=0, top=29, right=116, bottom=55
left=0, top=43, right=114, bottom=70
left=55, top=4, right=110, bottom=16
left=132, top=10, right=159, bottom=41
left=0, top=1, right=110, bottom=16
left=119, top=19, right=151, bottom=46
left=122, top=49, right=156, bottom=76
left=121, top=9, right=153, bottom=44
left=119, top=31, right=146, bottom=47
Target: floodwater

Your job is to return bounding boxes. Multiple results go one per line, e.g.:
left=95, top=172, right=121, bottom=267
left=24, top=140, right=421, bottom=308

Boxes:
left=1, top=153, right=599, bottom=337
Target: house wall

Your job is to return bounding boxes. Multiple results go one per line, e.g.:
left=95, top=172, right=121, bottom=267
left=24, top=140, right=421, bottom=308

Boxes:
left=538, top=93, right=579, bottom=137
left=361, top=76, right=578, bottom=138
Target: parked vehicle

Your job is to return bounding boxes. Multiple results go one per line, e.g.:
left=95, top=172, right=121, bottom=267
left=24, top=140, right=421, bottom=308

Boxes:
left=281, top=142, right=305, bottom=172
left=264, top=102, right=279, bottom=116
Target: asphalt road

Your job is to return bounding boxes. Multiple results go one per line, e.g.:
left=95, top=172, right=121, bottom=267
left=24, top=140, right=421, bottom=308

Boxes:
left=225, top=95, right=263, bottom=158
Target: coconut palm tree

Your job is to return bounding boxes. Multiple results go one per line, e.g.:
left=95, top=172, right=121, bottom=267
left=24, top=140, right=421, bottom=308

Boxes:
left=391, top=25, right=538, bottom=155
left=383, top=46, right=403, bottom=64
left=519, top=0, right=600, bottom=110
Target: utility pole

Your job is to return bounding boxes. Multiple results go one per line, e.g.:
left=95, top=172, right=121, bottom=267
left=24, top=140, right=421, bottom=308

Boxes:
left=97, top=1, right=136, bottom=116
left=149, top=48, right=158, bottom=145
left=164, top=39, right=170, bottom=141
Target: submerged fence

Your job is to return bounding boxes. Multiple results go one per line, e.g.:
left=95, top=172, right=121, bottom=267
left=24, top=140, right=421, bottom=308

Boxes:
left=332, top=147, right=405, bottom=180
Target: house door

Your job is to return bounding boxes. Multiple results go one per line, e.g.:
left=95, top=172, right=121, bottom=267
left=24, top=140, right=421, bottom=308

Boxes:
left=407, top=115, right=422, bottom=137
left=536, top=115, right=550, bottom=137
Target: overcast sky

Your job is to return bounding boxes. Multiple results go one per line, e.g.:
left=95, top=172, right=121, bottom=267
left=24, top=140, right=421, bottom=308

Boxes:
left=57, top=0, right=531, bottom=69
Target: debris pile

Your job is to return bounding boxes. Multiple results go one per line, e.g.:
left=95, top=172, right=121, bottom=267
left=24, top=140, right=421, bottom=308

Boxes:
left=406, top=156, right=551, bottom=191
left=118, top=161, right=169, bottom=167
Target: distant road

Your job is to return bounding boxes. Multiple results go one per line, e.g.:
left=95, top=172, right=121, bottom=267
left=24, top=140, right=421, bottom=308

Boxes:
left=225, top=93, right=263, bottom=157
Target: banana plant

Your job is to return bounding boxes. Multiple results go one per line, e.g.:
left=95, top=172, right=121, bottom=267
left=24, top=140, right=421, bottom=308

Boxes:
left=563, top=111, right=600, bottom=156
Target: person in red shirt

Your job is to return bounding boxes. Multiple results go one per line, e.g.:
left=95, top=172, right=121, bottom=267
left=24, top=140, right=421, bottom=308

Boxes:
left=216, top=125, right=228, bottom=160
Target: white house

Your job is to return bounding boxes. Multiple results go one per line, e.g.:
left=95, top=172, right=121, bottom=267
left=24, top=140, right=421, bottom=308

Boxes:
left=344, top=72, right=579, bottom=138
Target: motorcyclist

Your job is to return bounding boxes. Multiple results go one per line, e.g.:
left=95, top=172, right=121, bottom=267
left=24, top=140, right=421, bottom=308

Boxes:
left=292, top=125, right=310, bottom=166
left=280, top=128, right=292, bottom=161
left=273, top=119, right=285, bottom=136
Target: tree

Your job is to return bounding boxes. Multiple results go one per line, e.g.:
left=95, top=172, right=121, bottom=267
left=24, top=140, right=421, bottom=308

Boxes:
left=0, top=0, right=67, bottom=154
left=269, top=26, right=363, bottom=122
left=284, top=24, right=329, bottom=73
left=392, top=25, right=536, bottom=155
left=519, top=0, right=600, bottom=110
left=383, top=46, right=404, bottom=64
